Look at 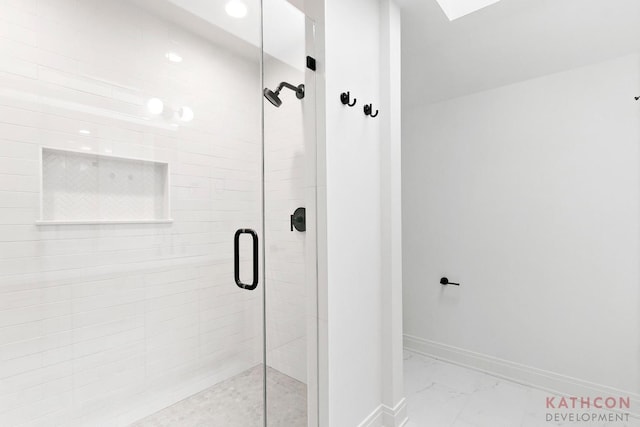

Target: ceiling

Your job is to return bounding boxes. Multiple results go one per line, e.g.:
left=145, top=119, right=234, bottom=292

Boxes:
left=434, top=0, right=501, bottom=21
left=399, top=0, right=640, bottom=107
left=133, top=0, right=305, bottom=70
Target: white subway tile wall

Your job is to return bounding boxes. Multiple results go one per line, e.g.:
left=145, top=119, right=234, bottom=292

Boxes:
left=0, top=0, right=267, bottom=426
left=264, top=56, right=307, bottom=384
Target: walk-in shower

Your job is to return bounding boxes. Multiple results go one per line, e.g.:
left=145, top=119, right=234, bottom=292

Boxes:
left=0, top=0, right=317, bottom=426
left=264, top=82, right=306, bottom=107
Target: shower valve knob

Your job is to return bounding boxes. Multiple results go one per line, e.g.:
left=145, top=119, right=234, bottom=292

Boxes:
left=290, top=207, right=306, bottom=232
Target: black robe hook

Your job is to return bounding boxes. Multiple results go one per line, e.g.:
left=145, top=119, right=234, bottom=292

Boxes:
left=340, top=91, right=357, bottom=107
left=364, top=103, right=379, bottom=118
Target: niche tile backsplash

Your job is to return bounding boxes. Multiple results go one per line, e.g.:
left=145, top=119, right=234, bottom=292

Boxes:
left=41, top=148, right=169, bottom=223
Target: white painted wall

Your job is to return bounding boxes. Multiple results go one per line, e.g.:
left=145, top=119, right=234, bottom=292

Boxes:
left=379, top=1, right=406, bottom=426
left=403, top=54, right=640, bottom=398
left=323, top=0, right=383, bottom=421
left=313, top=0, right=406, bottom=425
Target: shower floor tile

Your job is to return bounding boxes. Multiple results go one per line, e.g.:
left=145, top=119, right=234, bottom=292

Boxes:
left=131, top=366, right=306, bottom=427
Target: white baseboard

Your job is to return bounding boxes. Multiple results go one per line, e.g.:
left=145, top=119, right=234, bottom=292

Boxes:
left=383, top=398, right=408, bottom=427
left=357, top=398, right=409, bottom=427
left=357, top=405, right=384, bottom=427
left=404, top=334, right=640, bottom=419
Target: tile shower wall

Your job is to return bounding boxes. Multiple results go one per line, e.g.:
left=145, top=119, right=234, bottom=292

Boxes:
left=264, top=56, right=307, bottom=384
left=0, top=1, right=263, bottom=426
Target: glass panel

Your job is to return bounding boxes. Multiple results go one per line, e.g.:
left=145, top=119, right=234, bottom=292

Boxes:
left=0, top=0, right=265, bottom=425
left=263, top=1, right=317, bottom=426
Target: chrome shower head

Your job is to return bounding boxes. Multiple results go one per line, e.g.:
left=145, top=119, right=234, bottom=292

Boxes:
left=263, top=81, right=305, bottom=108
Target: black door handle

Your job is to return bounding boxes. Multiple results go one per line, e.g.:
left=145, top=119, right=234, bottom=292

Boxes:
left=234, top=229, right=258, bottom=290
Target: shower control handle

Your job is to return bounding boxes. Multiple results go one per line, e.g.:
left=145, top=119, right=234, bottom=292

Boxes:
left=234, top=229, right=258, bottom=290
left=290, top=207, right=306, bottom=232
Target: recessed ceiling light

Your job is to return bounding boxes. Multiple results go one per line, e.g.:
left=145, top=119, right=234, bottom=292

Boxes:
left=78, top=129, right=91, bottom=135
left=225, top=0, right=248, bottom=18
left=147, top=98, right=164, bottom=115
left=165, top=52, right=183, bottom=63
left=435, top=0, right=501, bottom=21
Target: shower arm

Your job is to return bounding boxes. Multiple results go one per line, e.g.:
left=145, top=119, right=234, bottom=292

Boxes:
left=276, top=82, right=301, bottom=94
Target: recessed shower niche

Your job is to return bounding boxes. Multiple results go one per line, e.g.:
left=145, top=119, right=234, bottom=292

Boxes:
left=38, top=148, right=171, bottom=224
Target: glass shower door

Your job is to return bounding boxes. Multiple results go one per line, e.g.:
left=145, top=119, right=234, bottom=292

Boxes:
left=0, top=0, right=268, bottom=425
left=263, top=1, right=318, bottom=426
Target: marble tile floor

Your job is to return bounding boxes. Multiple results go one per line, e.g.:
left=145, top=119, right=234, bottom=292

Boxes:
left=404, top=350, right=640, bottom=427
left=131, top=365, right=307, bottom=427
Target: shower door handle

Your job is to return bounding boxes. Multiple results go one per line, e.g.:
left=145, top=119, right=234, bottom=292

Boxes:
left=234, top=229, right=258, bottom=290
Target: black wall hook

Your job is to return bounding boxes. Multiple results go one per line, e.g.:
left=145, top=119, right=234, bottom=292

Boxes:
left=340, top=91, right=357, bottom=107
left=364, top=104, right=379, bottom=118
left=440, top=277, right=460, bottom=286
left=635, top=96, right=640, bottom=101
